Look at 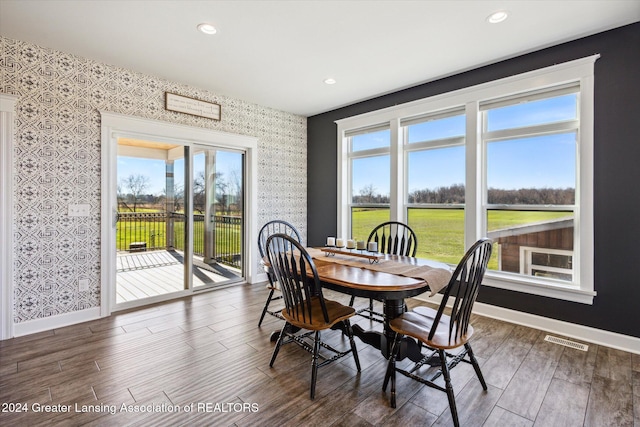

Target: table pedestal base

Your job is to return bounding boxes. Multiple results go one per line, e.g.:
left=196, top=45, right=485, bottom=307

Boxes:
left=351, top=299, right=439, bottom=365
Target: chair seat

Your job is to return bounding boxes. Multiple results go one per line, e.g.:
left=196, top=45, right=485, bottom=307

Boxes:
left=389, top=305, right=474, bottom=350
left=282, top=297, right=356, bottom=331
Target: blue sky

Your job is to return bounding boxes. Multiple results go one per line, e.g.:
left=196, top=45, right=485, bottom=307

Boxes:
left=118, top=95, right=576, bottom=198
left=352, top=94, right=577, bottom=197
left=117, top=150, right=241, bottom=195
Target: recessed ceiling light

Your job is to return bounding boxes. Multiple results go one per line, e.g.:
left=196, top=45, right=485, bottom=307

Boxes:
left=487, top=10, right=509, bottom=24
left=324, top=78, right=336, bottom=85
left=197, top=23, right=217, bottom=35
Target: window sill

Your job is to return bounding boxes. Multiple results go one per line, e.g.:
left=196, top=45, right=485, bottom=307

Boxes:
left=482, top=273, right=596, bottom=304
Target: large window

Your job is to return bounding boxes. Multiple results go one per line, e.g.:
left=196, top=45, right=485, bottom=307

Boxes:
left=483, top=90, right=578, bottom=283
left=405, top=111, right=466, bottom=264
left=347, top=126, right=391, bottom=241
left=336, top=56, right=597, bottom=304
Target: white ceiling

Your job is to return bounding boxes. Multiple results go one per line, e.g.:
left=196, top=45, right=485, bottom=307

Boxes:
left=1, top=0, right=639, bottom=117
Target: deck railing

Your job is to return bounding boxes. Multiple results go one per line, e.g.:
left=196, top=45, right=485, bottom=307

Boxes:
left=117, top=212, right=167, bottom=251
left=116, top=212, right=242, bottom=269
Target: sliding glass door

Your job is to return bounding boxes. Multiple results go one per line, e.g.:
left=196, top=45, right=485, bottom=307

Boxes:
left=191, top=146, right=244, bottom=290
left=115, top=140, right=244, bottom=308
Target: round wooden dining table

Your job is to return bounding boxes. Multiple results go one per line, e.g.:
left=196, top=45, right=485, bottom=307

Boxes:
left=310, top=253, right=451, bottom=361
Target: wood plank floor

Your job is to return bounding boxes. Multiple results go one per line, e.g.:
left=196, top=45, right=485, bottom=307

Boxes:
left=1, top=283, right=638, bottom=426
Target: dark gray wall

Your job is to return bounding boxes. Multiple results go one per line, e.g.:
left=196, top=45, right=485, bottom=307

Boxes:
left=307, top=23, right=640, bottom=338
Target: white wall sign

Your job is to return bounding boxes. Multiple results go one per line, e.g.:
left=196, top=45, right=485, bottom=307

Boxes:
left=165, top=92, right=221, bottom=120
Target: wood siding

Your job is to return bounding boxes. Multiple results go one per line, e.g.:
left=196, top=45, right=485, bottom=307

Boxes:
left=495, top=227, right=574, bottom=274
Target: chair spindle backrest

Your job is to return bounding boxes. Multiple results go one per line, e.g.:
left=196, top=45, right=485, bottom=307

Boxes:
left=367, top=221, right=417, bottom=256
left=258, top=220, right=301, bottom=258
left=429, top=238, right=493, bottom=344
left=258, top=220, right=301, bottom=284
left=265, top=234, right=329, bottom=325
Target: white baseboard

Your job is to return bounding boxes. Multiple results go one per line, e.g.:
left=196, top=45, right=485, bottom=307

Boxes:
left=416, top=295, right=640, bottom=355
left=13, top=307, right=102, bottom=338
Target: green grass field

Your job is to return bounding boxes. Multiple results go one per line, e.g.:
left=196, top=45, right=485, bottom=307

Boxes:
left=116, top=215, right=241, bottom=258
left=118, top=207, right=570, bottom=271
left=351, top=207, right=572, bottom=268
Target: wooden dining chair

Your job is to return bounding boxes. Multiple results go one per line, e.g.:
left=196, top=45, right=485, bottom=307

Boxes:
left=383, top=238, right=493, bottom=427
left=257, top=220, right=302, bottom=327
left=349, top=221, right=418, bottom=322
left=266, top=233, right=361, bottom=399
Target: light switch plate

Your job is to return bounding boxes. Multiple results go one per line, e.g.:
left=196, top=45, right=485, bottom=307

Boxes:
left=68, top=204, right=90, bottom=217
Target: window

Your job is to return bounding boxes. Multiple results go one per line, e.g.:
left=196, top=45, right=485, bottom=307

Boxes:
left=347, top=126, right=391, bottom=241
left=404, top=111, right=466, bottom=264
left=483, top=90, right=578, bottom=283
left=336, top=56, right=597, bottom=304
left=519, top=246, right=573, bottom=281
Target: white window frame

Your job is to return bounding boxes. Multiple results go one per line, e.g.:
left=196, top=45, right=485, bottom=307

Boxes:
left=336, top=55, right=598, bottom=304
left=403, top=109, right=467, bottom=214
left=343, top=124, right=393, bottom=235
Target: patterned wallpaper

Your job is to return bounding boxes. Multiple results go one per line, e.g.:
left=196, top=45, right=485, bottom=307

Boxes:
left=0, top=36, right=307, bottom=324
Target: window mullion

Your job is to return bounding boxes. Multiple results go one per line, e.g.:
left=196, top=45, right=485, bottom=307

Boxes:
left=390, top=118, right=402, bottom=222
left=405, top=136, right=465, bottom=151
left=348, top=146, right=390, bottom=158
left=465, top=101, right=482, bottom=249
left=486, top=204, right=576, bottom=211
left=484, top=120, right=579, bottom=142
left=337, top=131, right=350, bottom=240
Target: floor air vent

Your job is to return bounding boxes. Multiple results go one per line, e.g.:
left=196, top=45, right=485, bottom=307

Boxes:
left=544, top=335, right=588, bottom=351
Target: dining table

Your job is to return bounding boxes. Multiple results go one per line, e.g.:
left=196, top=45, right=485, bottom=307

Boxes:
left=283, top=247, right=453, bottom=362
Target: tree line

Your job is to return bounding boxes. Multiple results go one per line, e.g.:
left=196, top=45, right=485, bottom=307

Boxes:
left=354, top=183, right=574, bottom=205
left=118, top=170, right=243, bottom=213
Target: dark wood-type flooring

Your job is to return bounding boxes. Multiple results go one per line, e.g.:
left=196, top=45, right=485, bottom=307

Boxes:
left=1, top=283, right=638, bottom=426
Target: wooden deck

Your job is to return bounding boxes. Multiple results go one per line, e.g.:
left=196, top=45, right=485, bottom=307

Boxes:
left=116, top=250, right=241, bottom=304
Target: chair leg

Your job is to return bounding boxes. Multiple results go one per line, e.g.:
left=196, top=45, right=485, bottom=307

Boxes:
left=439, top=349, right=460, bottom=427
left=345, top=320, right=361, bottom=372
left=465, top=343, right=487, bottom=390
left=310, top=330, right=321, bottom=400
left=349, top=295, right=355, bottom=307
left=390, top=341, right=399, bottom=409
left=368, top=298, right=374, bottom=313
left=383, top=333, right=401, bottom=409
left=258, top=289, right=275, bottom=327
left=269, top=322, right=287, bottom=367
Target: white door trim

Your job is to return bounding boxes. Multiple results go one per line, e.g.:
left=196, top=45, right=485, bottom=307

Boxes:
left=0, top=94, right=18, bottom=340
left=100, top=111, right=259, bottom=317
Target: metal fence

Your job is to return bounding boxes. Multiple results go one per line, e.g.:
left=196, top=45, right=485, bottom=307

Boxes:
left=117, top=212, right=167, bottom=251
left=116, top=212, right=242, bottom=269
